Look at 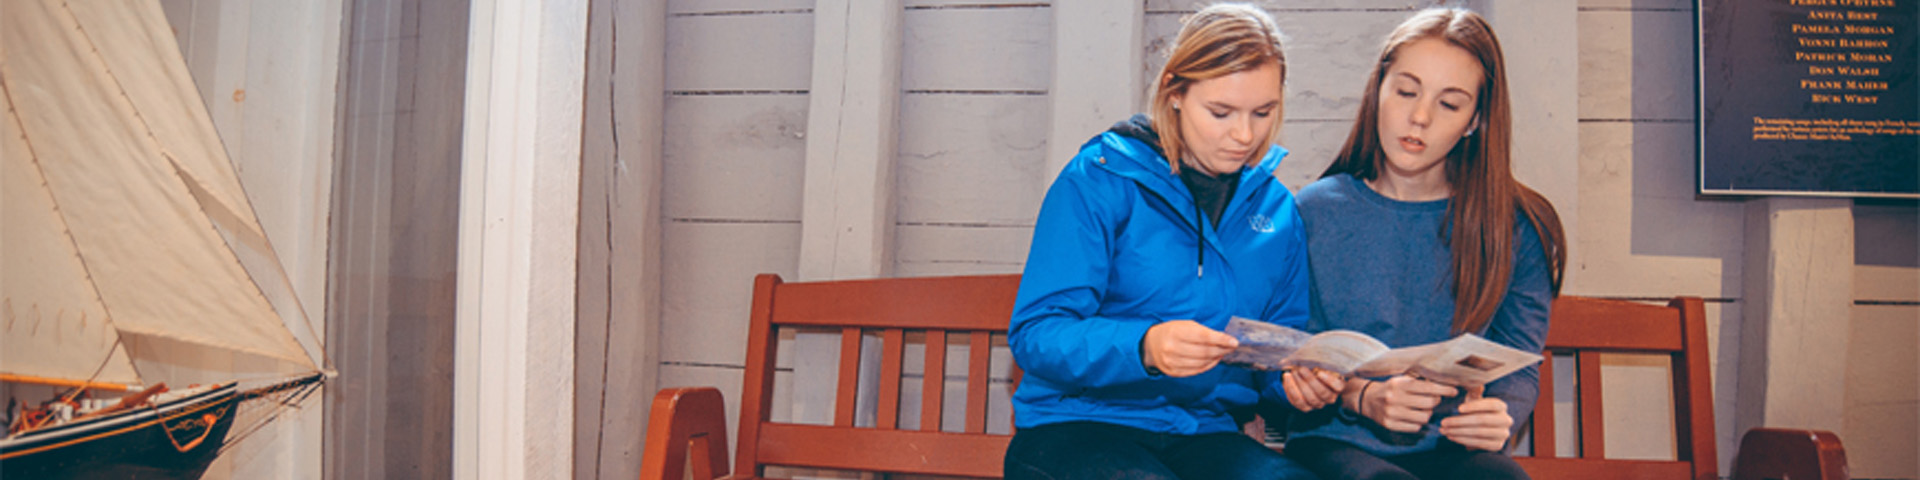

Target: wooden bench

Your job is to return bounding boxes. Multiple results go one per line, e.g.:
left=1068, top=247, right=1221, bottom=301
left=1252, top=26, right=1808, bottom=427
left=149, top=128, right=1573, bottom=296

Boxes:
left=640, top=274, right=1846, bottom=480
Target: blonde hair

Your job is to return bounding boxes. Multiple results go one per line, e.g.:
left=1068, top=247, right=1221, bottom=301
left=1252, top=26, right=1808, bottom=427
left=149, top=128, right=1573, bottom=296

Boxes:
left=1149, top=3, right=1288, bottom=172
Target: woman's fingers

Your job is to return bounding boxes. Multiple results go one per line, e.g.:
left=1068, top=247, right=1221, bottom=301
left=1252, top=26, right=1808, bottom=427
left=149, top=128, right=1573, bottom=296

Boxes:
left=1441, top=399, right=1514, bottom=450
left=1283, top=369, right=1342, bottom=411
left=1143, top=320, right=1237, bottom=377
left=1454, top=397, right=1508, bottom=416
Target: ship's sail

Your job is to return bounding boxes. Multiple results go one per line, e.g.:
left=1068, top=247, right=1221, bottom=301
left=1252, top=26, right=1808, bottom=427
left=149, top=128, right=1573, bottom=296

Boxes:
left=1, top=0, right=322, bottom=387
left=1, top=94, right=142, bottom=387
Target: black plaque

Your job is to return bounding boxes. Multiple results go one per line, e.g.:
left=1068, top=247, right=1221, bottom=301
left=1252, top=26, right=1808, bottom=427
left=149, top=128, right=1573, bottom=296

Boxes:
left=1699, top=0, right=1919, bottom=198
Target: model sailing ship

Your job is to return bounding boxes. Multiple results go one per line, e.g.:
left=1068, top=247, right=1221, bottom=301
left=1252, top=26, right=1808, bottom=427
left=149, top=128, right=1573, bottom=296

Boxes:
left=2, top=0, right=331, bottom=478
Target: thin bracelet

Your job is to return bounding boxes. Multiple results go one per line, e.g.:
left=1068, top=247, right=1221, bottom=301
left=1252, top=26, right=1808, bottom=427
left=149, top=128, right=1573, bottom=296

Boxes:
left=1355, top=380, right=1376, bottom=417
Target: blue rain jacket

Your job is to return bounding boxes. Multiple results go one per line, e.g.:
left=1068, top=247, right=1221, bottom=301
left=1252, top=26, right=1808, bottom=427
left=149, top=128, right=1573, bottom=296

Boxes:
left=1008, top=127, right=1312, bottom=435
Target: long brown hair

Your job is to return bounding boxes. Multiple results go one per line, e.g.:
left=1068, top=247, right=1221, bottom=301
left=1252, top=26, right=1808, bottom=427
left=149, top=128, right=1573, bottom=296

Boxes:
left=1150, top=3, right=1288, bottom=172
left=1319, top=8, right=1567, bottom=335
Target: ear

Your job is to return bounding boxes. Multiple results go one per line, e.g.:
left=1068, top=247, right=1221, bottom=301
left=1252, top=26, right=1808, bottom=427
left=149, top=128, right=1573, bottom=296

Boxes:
left=1465, top=113, right=1481, bottom=137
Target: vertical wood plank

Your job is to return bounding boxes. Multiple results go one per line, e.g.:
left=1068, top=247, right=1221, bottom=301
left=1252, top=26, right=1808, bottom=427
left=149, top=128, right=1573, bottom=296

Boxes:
left=836, top=327, right=864, bottom=427
left=965, top=331, right=991, bottom=433
left=1533, top=354, right=1557, bottom=457
left=1046, top=0, right=1144, bottom=185
left=798, top=0, right=903, bottom=279
left=1578, top=350, right=1606, bottom=459
left=576, top=0, right=665, bottom=478
left=878, top=328, right=906, bottom=429
left=921, top=330, right=948, bottom=431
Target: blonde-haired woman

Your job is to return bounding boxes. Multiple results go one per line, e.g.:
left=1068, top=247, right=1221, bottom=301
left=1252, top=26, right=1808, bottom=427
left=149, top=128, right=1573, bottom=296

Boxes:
left=1285, top=8, right=1567, bottom=480
left=1005, top=4, right=1336, bottom=479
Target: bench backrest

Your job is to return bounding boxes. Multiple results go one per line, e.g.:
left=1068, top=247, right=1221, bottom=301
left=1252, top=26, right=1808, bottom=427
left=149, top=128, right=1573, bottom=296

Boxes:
left=1514, top=296, right=1718, bottom=480
left=732, top=273, right=1022, bottom=478
left=730, top=274, right=1715, bottom=479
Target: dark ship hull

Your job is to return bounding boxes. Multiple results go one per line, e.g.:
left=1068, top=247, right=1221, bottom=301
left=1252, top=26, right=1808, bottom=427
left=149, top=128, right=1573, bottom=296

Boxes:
left=1, top=383, right=238, bottom=480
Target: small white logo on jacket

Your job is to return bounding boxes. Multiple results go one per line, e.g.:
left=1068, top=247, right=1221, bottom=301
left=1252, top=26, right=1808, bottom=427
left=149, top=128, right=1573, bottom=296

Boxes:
left=1249, top=214, right=1275, bottom=233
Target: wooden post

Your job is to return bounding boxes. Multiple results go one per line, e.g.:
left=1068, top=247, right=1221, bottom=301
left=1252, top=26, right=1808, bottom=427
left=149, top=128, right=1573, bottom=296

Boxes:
left=1046, top=0, right=1144, bottom=185
left=455, top=0, right=589, bottom=478
left=574, top=0, right=665, bottom=478
left=792, top=0, right=903, bottom=430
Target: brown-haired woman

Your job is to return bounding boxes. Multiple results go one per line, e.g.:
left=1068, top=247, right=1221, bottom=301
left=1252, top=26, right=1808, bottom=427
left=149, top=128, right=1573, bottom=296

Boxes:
left=1283, top=7, right=1567, bottom=480
left=1004, top=3, right=1335, bottom=479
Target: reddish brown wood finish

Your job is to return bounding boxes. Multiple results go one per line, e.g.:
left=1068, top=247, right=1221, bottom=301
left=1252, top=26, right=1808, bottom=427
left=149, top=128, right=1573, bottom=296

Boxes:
left=638, top=387, right=731, bottom=480
left=659, top=274, right=1021, bottom=479
left=639, top=278, right=1842, bottom=480
left=921, top=330, right=948, bottom=432
left=966, top=330, right=992, bottom=435
left=1532, top=354, right=1557, bottom=457
left=1731, top=428, right=1849, bottom=480
left=1521, top=296, right=1728, bottom=480
left=1577, top=350, right=1606, bottom=459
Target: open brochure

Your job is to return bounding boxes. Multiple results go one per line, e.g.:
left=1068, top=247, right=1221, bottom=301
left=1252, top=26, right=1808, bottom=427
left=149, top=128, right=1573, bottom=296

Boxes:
left=1218, top=317, right=1543, bottom=387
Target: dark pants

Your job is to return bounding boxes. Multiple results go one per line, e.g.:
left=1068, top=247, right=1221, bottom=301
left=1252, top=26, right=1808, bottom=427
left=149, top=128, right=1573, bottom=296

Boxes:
left=1004, top=421, right=1321, bottom=480
left=1284, top=437, right=1531, bottom=480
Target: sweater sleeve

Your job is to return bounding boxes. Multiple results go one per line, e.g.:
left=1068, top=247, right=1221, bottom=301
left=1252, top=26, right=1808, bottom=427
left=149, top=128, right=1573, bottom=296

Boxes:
left=1007, top=159, right=1156, bottom=390
left=1482, top=218, right=1553, bottom=434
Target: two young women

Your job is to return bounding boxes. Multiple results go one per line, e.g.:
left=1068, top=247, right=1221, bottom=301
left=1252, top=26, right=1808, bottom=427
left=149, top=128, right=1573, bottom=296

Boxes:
left=1004, top=4, right=1567, bottom=480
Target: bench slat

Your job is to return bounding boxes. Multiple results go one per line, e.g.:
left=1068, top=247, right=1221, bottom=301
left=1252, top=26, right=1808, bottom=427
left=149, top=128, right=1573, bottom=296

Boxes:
left=1577, top=350, right=1605, bottom=459
left=1532, top=354, right=1557, bottom=457
left=769, top=275, right=1020, bottom=330
left=922, top=330, right=948, bottom=432
left=879, top=328, right=905, bottom=429
left=757, top=423, right=1010, bottom=478
left=1547, top=297, right=1683, bottom=351
left=966, top=331, right=991, bottom=434
left=835, top=327, right=862, bottom=427
left=1673, top=297, right=1718, bottom=480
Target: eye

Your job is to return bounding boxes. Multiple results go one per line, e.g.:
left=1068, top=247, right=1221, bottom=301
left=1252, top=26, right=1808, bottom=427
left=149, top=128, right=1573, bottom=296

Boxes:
left=1396, top=89, right=1416, bottom=98
left=1440, top=101, right=1460, bottom=112
left=1209, top=109, right=1230, bottom=119
left=1253, top=109, right=1273, bottom=118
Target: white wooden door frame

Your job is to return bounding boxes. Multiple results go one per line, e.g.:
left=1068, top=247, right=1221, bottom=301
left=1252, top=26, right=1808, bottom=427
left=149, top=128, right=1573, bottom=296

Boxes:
left=454, top=0, right=589, bottom=478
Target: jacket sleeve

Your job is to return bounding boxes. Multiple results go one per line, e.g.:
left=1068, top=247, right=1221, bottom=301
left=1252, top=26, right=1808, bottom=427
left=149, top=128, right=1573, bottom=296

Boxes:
left=1007, top=158, right=1157, bottom=390
left=1482, top=219, right=1552, bottom=434
left=1258, top=198, right=1314, bottom=405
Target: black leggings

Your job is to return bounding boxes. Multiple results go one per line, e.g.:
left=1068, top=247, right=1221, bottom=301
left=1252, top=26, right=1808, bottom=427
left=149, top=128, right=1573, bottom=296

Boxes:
left=1284, top=437, right=1530, bottom=480
left=1004, top=421, right=1321, bottom=480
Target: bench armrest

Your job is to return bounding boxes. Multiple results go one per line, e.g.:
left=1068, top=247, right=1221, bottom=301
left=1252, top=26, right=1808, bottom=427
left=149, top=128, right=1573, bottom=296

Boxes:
left=639, top=387, right=732, bottom=480
left=1731, top=427, right=1848, bottom=480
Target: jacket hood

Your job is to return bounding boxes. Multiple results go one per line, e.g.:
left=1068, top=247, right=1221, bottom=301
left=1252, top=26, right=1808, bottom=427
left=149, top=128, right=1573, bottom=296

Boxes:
left=1088, top=114, right=1287, bottom=189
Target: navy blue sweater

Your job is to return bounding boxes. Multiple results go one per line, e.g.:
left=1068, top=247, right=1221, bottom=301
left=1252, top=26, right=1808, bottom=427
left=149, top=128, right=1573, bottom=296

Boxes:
left=1287, top=173, right=1551, bottom=456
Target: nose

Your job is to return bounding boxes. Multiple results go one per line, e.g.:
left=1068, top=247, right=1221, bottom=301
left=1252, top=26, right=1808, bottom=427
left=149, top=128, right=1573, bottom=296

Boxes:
left=1409, top=100, right=1431, bottom=129
left=1230, top=114, right=1253, bottom=144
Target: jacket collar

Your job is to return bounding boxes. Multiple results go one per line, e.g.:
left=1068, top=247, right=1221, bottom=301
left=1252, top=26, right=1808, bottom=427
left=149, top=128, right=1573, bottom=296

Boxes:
left=1088, top=131, right=1287, bottom=209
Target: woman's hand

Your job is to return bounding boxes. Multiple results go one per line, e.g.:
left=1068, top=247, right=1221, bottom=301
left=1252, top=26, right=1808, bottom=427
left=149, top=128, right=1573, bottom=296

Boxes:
left=1283, top=368, right=1346, bottom=411
left=1352, top=375, right=1456, bottom=432
left=1141, top=320, right=1238, bottom=377
left=1440, top=388, right=1513, bottom=451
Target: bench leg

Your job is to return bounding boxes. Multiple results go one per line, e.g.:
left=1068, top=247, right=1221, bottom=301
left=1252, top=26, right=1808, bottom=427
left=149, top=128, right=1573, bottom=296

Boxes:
left=639, top=387, right=732, bottom=480
left=1730, top=427, right=1849, bottom=480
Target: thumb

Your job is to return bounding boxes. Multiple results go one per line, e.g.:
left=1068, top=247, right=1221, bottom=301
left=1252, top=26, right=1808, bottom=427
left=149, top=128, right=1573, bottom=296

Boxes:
left=1204, top=329, right=1240, bottom=349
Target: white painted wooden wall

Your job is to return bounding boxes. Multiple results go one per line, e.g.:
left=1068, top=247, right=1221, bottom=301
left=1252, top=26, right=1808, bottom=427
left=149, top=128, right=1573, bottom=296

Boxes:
left=645, top=1, right=1917, bottom=478
left=156, top=1, right=342, bottom=479
left=146, top=0, right=1915, bottom=477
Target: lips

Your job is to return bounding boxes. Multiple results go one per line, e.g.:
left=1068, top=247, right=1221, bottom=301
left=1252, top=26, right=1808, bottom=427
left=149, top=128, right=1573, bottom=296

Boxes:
left=1398, top=136, right=1426, bottom=154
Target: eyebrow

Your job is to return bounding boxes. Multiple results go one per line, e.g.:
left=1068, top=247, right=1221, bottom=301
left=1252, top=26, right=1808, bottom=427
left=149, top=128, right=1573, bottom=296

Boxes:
left=1205, top=100, right=1282, bottom=110
left=1392, top=72, right=1475, bottom=98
